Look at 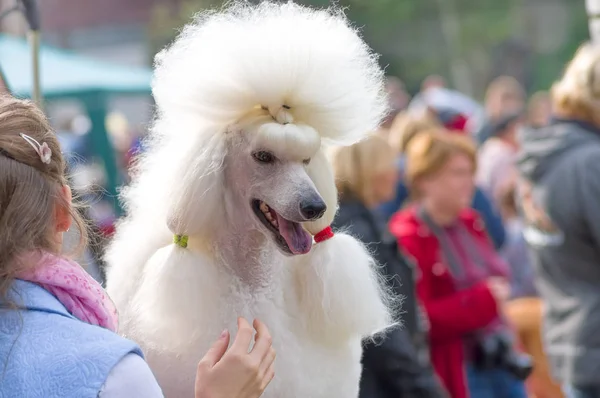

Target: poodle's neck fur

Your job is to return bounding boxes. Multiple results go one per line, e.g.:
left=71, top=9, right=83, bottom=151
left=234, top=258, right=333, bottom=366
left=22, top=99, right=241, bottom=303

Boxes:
left=190, top=187, right=283, bottom=289
left=215, top=226, right=279, bottom=288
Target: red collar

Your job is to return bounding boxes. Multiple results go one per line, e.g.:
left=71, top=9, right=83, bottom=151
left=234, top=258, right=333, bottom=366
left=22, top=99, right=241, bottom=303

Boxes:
left=314, top=226, right=334, bottom=243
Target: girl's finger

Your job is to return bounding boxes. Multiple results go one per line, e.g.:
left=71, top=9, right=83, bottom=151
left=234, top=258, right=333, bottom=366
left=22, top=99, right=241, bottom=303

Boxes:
left=230, top=317, right=255, bottom=354
left=260, top=362, right=276, bottom=391
left=198, top=329, right=230, bottom=369
left=250, top=319, right=272, bottom=361
left=258, top=346, right=276, bottom=376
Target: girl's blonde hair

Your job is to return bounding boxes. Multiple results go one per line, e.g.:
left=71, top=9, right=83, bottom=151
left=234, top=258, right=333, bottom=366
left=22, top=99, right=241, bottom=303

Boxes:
left=388, top=110, right=441, bottom=155
left=331, top=134, right=395, bottom=206
left=551, top=42, right=600, bottom=123
left=404, top=129, right=477, bottom=197
left=0, top=96, right=87, bottom=300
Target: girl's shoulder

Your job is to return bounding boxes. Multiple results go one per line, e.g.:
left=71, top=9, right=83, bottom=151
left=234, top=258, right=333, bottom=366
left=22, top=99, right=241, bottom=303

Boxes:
left=100, top=353, right=163, bottom=398
left=1, top=281, right=143, bottom=398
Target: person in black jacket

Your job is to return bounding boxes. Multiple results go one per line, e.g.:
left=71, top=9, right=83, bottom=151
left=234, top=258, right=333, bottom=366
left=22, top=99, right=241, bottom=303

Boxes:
left=331, top=134, right=446, bottom=398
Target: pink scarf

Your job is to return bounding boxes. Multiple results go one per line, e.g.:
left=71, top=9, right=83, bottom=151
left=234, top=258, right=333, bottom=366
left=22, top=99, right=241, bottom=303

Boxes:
left=17, top=251, right=119, bottom=332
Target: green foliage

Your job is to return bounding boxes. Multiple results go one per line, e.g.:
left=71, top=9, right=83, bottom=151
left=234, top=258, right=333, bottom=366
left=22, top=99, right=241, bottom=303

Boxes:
left=531, top=3, right=589, bottom=92
left=147, top=0, right=226, bottom=59
left=146, top=0, right=590, bottom=97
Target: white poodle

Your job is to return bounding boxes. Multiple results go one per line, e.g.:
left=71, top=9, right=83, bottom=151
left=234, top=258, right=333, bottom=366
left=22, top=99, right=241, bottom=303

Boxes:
left=105, top=2, right=393, bottom=397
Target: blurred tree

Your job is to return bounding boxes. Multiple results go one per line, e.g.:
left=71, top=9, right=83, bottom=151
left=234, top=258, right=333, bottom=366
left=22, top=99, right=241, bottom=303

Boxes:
left=531, top=1, right=588, bottom=92
left=146, top=0, right=588, bottom=98
left=147, top=0, right=226, bottom=62
left=146, top=0, right=423, bottom=82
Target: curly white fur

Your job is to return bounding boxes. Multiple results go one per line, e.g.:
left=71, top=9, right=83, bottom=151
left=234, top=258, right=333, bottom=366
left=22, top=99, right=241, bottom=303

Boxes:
left=105, top=2, right=392, bottom=397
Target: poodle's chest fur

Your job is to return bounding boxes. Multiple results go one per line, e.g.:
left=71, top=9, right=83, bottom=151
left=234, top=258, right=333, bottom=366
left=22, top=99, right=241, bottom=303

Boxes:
left=121, top=247, right=363, bottom=398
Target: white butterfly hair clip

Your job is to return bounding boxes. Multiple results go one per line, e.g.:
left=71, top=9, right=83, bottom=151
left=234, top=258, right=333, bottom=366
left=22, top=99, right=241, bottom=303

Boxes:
left=20, top=133, right=52, bottom=165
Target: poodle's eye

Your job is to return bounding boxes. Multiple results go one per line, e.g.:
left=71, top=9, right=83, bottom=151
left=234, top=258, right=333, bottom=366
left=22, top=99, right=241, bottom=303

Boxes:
left=252, top=151, right=275, bottom=164
left=303, top=158, right=311, bottom=165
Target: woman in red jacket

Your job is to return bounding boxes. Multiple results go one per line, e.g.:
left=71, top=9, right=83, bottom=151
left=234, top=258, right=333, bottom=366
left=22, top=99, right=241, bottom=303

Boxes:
left=388, top=130, right=529, bottom=398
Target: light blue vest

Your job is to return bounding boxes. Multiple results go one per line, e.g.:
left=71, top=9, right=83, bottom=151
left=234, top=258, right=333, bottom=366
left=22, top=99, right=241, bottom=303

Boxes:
left=0, top=280, right=143, bottom=398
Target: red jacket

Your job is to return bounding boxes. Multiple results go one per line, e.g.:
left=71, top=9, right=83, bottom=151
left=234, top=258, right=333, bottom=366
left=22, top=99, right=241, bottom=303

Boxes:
left=389, top=206, right=501, bottom=398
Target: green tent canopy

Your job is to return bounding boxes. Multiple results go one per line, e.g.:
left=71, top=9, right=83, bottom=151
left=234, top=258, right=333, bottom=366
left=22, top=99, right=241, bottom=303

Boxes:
left=0, top=33, right=152, bottom=98
left=0, top=33, right=153, bottom=215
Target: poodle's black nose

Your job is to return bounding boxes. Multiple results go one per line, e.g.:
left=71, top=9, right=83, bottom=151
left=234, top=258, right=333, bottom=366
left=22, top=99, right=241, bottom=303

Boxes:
left=299, top=198, right=327, bottom=220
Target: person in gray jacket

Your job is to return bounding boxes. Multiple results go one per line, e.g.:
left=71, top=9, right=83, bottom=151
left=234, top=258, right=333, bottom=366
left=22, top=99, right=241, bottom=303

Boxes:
left=516, top=42, right=600, bottom=398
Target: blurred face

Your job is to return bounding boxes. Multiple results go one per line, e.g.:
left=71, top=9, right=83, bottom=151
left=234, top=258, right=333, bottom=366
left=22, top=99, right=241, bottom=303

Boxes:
left=418, top=153, right=475, bottom=215
left=502, top=96, right=524, bottom=114
left=530, top=99, right=552, bottom=127
left=487, top=92, right=524, bottom=119
left=371, top=161, right=398, bottom=205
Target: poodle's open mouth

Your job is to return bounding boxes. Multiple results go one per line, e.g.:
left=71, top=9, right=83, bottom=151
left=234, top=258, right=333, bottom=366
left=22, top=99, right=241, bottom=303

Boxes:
left=252, top=199, right=312, bottom=255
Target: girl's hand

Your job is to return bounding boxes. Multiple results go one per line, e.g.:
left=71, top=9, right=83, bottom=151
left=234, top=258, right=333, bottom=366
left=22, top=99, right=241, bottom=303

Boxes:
left=195, top=318, right=276, bottom=398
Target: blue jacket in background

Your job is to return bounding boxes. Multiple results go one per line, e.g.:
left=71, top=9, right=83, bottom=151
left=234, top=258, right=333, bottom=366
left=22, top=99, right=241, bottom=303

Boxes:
left=0, top=280, right=142, bottom=398
left=378, top=180, right=506, bottom=249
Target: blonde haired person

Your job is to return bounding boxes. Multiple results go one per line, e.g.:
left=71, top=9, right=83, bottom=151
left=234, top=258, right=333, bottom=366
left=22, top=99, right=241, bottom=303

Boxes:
left=0, top=96, right=275, bottom=398
left=388, top=111, right=441, bottom=156
left=332, top=135, right=398, bottom=207
left=389, top=131, right=528, bottom=398
left=331, top=134, right=446, bottom=398
left=516, top=42, right=600, bottom=398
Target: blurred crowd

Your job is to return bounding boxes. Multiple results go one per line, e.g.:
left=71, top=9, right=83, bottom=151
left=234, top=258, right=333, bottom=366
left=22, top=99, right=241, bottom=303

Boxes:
left=329, top=43, right=600, bottom=398
left=58, top=112, right=145, bottom=281
left=53, top=39, right=600, bottom=398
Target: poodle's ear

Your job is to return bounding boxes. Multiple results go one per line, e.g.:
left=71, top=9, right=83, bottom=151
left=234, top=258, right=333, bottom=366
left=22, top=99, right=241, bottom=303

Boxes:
left=166, top=133, right=227, bottom=237
left=301, top=146, right=396, bottom=340
left=294, top=231, right=396, bottom=342
left=303, top=148, right=337, bottom=235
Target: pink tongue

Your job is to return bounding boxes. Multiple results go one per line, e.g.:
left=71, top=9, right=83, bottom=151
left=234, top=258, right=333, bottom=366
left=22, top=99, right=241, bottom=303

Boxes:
left=276, top=214, right=313, bottom=254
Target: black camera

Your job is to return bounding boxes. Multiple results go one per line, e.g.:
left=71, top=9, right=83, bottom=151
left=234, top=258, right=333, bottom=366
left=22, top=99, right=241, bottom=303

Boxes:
left=472, top=330, right=533, bottom=380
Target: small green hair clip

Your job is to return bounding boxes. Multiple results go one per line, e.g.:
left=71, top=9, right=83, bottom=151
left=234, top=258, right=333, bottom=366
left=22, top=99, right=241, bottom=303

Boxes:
left=173, top=234, right=189, bottom=248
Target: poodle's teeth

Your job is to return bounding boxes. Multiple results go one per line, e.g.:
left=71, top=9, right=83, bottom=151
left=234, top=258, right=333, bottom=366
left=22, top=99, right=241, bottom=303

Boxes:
left=259, top=201, right=278, bottom=228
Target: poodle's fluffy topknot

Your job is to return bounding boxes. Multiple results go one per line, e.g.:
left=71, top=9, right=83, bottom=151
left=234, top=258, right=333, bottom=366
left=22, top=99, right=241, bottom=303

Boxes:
left=152, top=0, right=387, bottom=145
